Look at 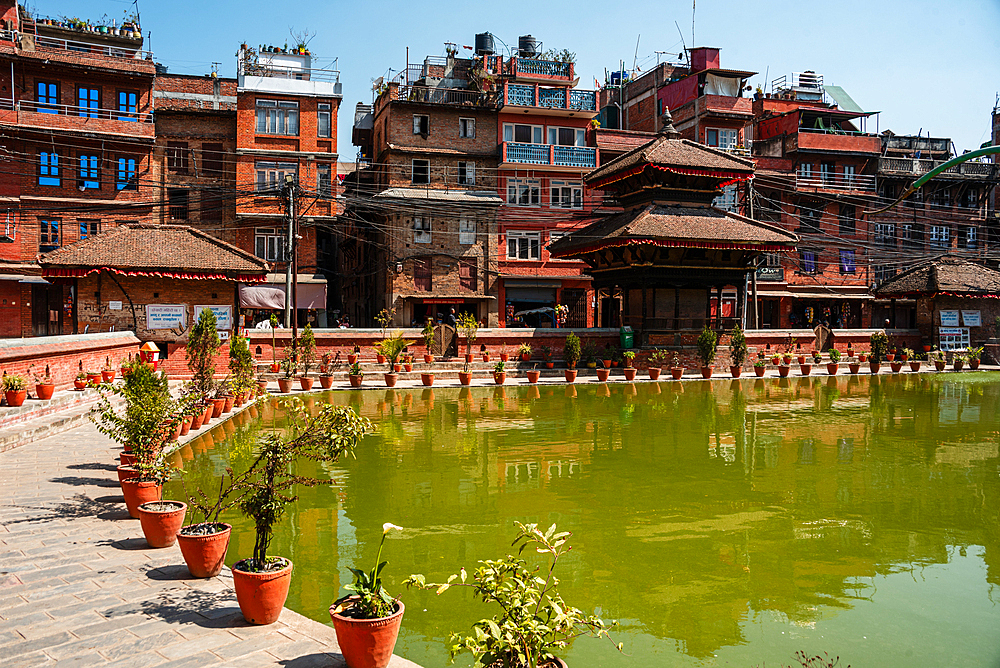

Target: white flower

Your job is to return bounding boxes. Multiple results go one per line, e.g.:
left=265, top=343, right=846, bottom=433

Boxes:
left=383, top=523, right=402, bottom=535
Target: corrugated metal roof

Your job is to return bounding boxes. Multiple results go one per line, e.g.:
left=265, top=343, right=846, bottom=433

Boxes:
left=823, top=85, right=865, bottom=114
left=374, top=188, right=503, bottom=204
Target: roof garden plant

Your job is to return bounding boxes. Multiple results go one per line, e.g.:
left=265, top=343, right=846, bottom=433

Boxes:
left=378, top=331, right=414, bottom=371
left=869, top=331, right=889, bottom=363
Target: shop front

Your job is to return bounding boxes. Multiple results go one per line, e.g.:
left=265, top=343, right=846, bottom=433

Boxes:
left=239, top=273, right=328, bottom=328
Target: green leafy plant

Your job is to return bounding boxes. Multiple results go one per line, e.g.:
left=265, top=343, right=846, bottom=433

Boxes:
left=378, top=330, right=414, bottom=370
left=349, top=362, right=364, bottom=377
left=828, top=348, right=841, bottom=363
left=422, top=321, right=435, bottom=351
left=581, top=341, right=598, bottom=365
left=2, top=373, right=26, bottom=391
left=299, top=324, right=317, bottom=377
left=649, top=349, right=669, bottom=368
left=269, top=313, right=279, bottom=364
left=697, top=327, right=718, bottom=367
left=517, top=342, right=532, bottom=357
left=280, top=347, right=297, bottom=379
left=406, top=523, right=619, bottom=668
left=729, top=324, right=748, bottom=367
left=493, top=360, right=506, bottom=374
left=901, top=347, right=914, bottom=359
left=622, top=350, right=636, bottom=367
left=540, top=345, right=552, bottom=360
left=869, top=331, right=889, bottom=363
left=228, top=334, right=255, bottom=396
left=457, top=312, right=480, bottom=354
left=237, top=398, right=373, bottom=570
left=180, top=464, right=254, bottom=530
left=187, top=308, right=221, bottom=396
left=375, top=307, right=396, bottom=339
left=753, top=357, right=766, bottom=368
left=562, top=333, right=580, bottom=368
left=967, top=346, right=983, bottom=361
left=335, top=523, right=403, bottom=619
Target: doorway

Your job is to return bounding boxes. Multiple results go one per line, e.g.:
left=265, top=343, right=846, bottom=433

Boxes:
left=31, top=283, right=63, bottom=336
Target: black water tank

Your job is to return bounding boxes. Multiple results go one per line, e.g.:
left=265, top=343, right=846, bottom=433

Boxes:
left=475, top=32, right=494, bottom=56
left=518, top=35, right=539, bottom=58
left=154, top=62, right=168, bottom=75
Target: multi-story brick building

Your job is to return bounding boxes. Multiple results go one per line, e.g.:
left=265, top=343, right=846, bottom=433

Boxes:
left=347, top=49, right=502, bottom=327
left=0, top=1, right=156, bottom=337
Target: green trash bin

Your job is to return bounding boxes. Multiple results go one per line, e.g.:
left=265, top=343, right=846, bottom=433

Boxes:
left=619, top=326, right=633, bottom=349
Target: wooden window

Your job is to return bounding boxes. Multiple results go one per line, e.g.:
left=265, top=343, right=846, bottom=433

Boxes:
left=413, top=114, right=429, bottom=135
left=412, top=159, right=430, bottom=184
left=39, top=152, right=60, bottom=186
left=78, top=155, right=99, bottom=190
left=77, top=87, right=99, bottom=118
left=413, top=217, right=431, bottom=243
left=36, top=81, right=58, bottom=113
left=39, top=219, right=60, bottom=251
left=413, top=257, right=432, bottom=291
left=459, top=258, right=477, bottom=291
left=459, top=117, right=475, bottom=138
left=457, top=161, right=475, bottom=185
left=116, top=157, right=137, bottom=190
left=79, top=220, right=100, bottom=240
left=318, top=103, right=332, bottom=137
left=168, top=189, right=189, bottom=220
left=202, top=143, right=224, bottom=176
left=167, top=141, right=188, bottom=174
left=117, top=90, right=138, bottom=120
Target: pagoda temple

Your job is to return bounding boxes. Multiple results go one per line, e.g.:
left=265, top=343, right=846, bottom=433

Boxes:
left=548, top=122, right=797, bottom=344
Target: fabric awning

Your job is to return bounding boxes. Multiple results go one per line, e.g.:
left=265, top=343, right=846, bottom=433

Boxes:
left=239, top=277, right=327, bottom=310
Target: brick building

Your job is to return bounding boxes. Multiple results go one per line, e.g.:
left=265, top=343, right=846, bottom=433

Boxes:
left=0, top=1, right=156, bottom=338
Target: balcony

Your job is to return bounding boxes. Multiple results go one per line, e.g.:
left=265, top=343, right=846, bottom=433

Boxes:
left=878, top=157, right=999, bottom=180
left=12, top=99, right=154, bottom=137
left=397, top=85, right=497, bottom=108
left=795, top=172, right=876, bottom=192
left=793, top=129, right=881, bottom=154
left=502, top=142, right=597, bottom=169
left=504, top=57, right=574, bottom=83
left=238, top=48, right=341, bottom=97
left=502, top=84, right=597, bottom=115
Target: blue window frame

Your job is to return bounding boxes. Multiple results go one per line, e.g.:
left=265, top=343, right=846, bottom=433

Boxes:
left=117, top=157, right=137, bottom=190
left=78, top=155, right=99, bottom=189
left=79, top=220, right=99, bottom=240
left=839, top=249, right=856, bottom=274
left=39, top=219, right=59, bottom=251
left=36, top=82, right=58, bottom=113
left=801, top=251, right=817, bottom=273
left=117, top=90, right=137, bottom=121
left=39, top=152, right=60, bottom=186
left=78, top=88, right=99, bottom=118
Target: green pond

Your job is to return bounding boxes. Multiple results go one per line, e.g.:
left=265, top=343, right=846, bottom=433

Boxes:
left=166, top=373, right=1000, bottom=668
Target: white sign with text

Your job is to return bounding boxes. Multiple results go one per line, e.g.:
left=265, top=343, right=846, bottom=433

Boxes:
left=194, top=305, right=233, bottom=330
left=146, top=304, right=186, bottom=330
left=939, top=310, right=960, bottom=327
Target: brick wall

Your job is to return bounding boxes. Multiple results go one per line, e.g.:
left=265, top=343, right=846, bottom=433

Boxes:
left=0, top=331, right=140, bottom=389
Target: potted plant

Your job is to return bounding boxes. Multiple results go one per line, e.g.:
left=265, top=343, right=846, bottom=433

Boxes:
left=753, top=358, right=766, bottom=377
left=968, top=346, right=983, bottom=370
left=526, top=365, right=541, bottom=384
left=380, top=331, right=413, bottom=388
left=278, top=348, right=296, bottom=393
left=493, top=360, right=506, bottom=385
left=319, top=353, right=335, bottom=389
left=622, top=351, right=637, bottom=381
left=869, top=331, right=888, bottom=373
left=481, top=344, right=491, bottom=363
left=457, top=312, right=479, bottom=363
left=848, top=358, right=861, bottom=374
left=648, top=349, right=668, bottom=380
left=86, top=368, right=103, bottom=386
left=729, top=324, right=747, bottom=378
left=459, top=360, right=472, bottom=386
left=188, top=308, right=221, bottom=398
left=2, top=373, right=27, bottom=407
left=670, top=353, right=684, bottom=380
left=233, top=399, right=373, bottom=624
left=422, top=321, right=435, bottom=363
left=563, top=333, right=580, bottom=382
left=137, top=500, right=187, bottom=549
left=826, top=349, right=841, bottom=375
left=375, top=307, right=395, bottom=341
left=330, top=523, right=406, bottom=668
left=812, top=352, right=822, bottom=366
left=697, top=327, right=717, bottom=379
left=799, top=360, right=812, bottom=376
left=890, top=359, right=903, bottom=373
left=405, top=523, right=619, bottom=668
left=348, top=362, right=364, bottom=388
left=499, top=344, right=509, bottom=363
left=421, top=369, right=435, bottom=386
left=102, top=356, right=116, bottom=383
left=908, top=357, right=921, bottom=372
left=857, top=349, right=869, bottom=363
left=349, top=345, right=361, bottom=366
left=900, top=347, right=913, bottom=362
left=29, top=365, right=55, bottom=401
left=541, top=345, right=554, bottom=369
left=518, top=342, right=532, bottom=362
left=268, top=316, right=281, bottom=372
left=298, top=324, right=317, bottom=391
left=953, top=353, right=966, bottom=371
left=74, top=366, right=88, bottom=390
left=932, top=348, right=947, bottom=371
left=777, top=353, right=791, bottom=378
left=596, top=365, right=610, bottom=382
left=229, top=333, right=255, bottom=402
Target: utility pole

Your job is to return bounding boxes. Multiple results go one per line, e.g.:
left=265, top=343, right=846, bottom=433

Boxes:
left=283, top=176, right=295, bottom=329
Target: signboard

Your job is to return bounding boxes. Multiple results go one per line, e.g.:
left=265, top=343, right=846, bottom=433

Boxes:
left=961, top=310, right=981, bottom=327
left=422, top=299, right=465, bottom=304
left=939, top=310, right=960, bottom=327
left=195, top=305, right=233, bottom=330
left=755, top=266, right=783, bottom=281
left=146, top=304, right=186, bottom=330
left=938, top=327, right=970, bottom=351
left=108, top=300, right=122, bottom=311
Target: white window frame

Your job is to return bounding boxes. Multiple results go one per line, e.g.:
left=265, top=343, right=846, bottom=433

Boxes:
left=457, top=161, right=475, bottom=186
left=412, top=159, right=430, bottom=185
left=873, top=222, right=895, bottom=245
left=506, top=178, right=540, bottom=206
left=458, top=217, right=476, bottom=245
left=413, top=217, right=431, bottom=243
left=706, top=127, right=738, bottom=150
left=930, top=225, right=950, bottom=248
left=507, top=230, right=541, bottom=260
left=546, top=126, right=587, bottom=147
left=317, top=103, right=331, bottom=138
left=255, top=99, right=299, bottom=136
left=798, top=163, right=814, bottom=178
left=550, top=181, right=583, bottom=209
left=503, top=123, right=543, bottom=144
left=413, top=114, right=429, bottom=135
left=964, top=226, right=977, bottom=248
left=317, top=163, right=332, bottom=195
left=459, top=117, right=475, bottom=138
left=254, top=227, right=287, bottom=262
left=713, top=184, right=737, bottom=212
left=255, top=161, right=297, bottom=193
left=843, top=164, right=856, bottom=186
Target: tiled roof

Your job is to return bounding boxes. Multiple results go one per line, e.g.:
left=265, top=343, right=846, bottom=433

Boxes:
left=548, top=203, right=797, bottom=257
left=38, top=224, right=268, bottom=276
left=374, top=188, right=503, bottom=204
left=586, top=135, right=754, bottom=185
left=875, top=256, right=1000, bottom=296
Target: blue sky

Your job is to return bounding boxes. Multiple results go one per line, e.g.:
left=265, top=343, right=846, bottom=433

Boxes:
left=36, top=0, right=1000, bottom=158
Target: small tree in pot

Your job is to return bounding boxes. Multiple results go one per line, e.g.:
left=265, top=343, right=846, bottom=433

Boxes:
left=697, top=327, right=718, bottom=379
left=457, top=312, right=479, bottom=361
left=228, top=333, right=255, bottom=402
left=234, top=397, right=373, bottom=624
left=298, top=324, right=317, bottom=390
left=422, top=320, right=436, bottom=363
left=177, top=464, right=254, bottom=577
left=562, top=333, right=580, bottom=382
left=728, top=325, right=747, bottom=378
left=187, top=308, right=221, bottom=398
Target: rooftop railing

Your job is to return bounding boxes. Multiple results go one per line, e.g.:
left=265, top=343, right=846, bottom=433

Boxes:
left=17, top=99, right=153, bottom=123
left=502, top=84, right=597, bottom=111
left=795, top=172, right=876, bottom=192
left=241, top=64, right=340, bottom=84
left=878, top=157, right=999, bottom=178
left=503, top=142, right=597, bottom=168
left=397, top=85, right=497, bottom=107
left=31, top=32, right=152, bottom=60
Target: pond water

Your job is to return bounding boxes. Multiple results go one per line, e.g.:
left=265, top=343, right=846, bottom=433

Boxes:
left=166, top=374, right=1000, bottom=668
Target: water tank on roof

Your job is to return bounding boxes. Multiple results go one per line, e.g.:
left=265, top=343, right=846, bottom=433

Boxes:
left=518, top=35, right=540, bottom=58
left=154, top=62, right=168, bottom=75
left=475, top=32, right=495, bottom=56
left=798, top=71, right=821, bottom=89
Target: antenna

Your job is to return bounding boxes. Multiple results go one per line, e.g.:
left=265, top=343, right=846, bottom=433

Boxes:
left=674, top=22, right=688, bottom=66
left=692, top=0, right=696, bottom=49
left=632, top=34, right=640, bottom=76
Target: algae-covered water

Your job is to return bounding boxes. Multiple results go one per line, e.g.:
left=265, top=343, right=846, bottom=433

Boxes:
left=166, top=373, right=1000, bottom=667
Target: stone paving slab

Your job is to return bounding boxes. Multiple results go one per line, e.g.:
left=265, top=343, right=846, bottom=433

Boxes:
left=0, top=421, right=421, bottom=667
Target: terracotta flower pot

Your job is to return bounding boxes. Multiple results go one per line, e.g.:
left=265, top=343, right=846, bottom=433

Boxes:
left=211, top=397, right=225, bottom=418
left=858, top=354, right=868, bottom=363
left=700, top=367, right=712, bottom=379
left=564, top=369, right=578, bottom=382
left=35, top=383, right=55, bottom=401
left=782, top=356, right=793, bottom=365
left=257, top=379, right=269, bottom=393
left=384, top=373, right=397, bottom=387
left=908, top=361, right=921, bottom=372
left=603, top=359, right=613, bottom=368
left=330, top=598, right=405, bottom=668
left=545, top=362, right=554, bottom=369
left=4, top=389, right=27, bottom=407
left=826, top=363, right=839, bottom=375
left=521, top=353, right=531, bottom=362
left=778, top=365, right=791, bottom=377
left=458, top=372, right=472, bottom=386
left=117, top=464, right=139, bottom=484
left=421, top=373, right=434, bottom=386
left=349, top=375, right=363, bottom=388
left=277, top=378, right=293, bottom=393
left=648, top=367, right=661, bottom=380
left=953, top=360, right=964, bottom=371
left=223, top=395, right=235, bottom=413
left=670, top=367, right=684, bottom=380
left=424, top=354, right=433, bottom=364
left=102, top=370, right=116, bottom=383
left=465, top=354, right=473, bottom=364
left=349, top=354, right=359, bottom=364
left=969, top=359, right=980, bottom=370
left=299, top=376, right=315, bottom=391
left=729, top=366, right=741, bottom=378
left=492, top=372, right=505, bottom=385
left=482, top=354, right=490, bottom=362
left=121, top=479, right=162, bottom=519
left=754, top=366, right=766, bottom=377
left=796, top=356, right=806, bottom=365
left=376, top=354, right=386, bottom=364
left=526, top=370, right=540, bottom=383
left=87, top=372, right=102, bottom=386
left=800, top=364, right=812, bottom=376
left=849, top=363, right=861, bottom=374
left=270, top=362, right=280, bottom=373
left=404, top=363, right=412, bottom=372
left=119, top=452, right=137, bottom=467
left=935, top=361, right=946, bottom=371
left=74, top=379, right=87, bottom=390
left=900, top=354, right=909, bottom=362
left=869, top=362, right=881, bottom=374
left=232, top=558, right=293, bottom=625
left=180, top=416, right=192, bottom=436
left=320, top=375, right=334, bottom=389
left=623, top=368, right=637, bottom=381
left=392, top=364, right=401, bottom=373
left=177, top=523, right=231, bottom=578
left=886, top=354, right=895, bottom=361
left=500, top=353, right=509, bottom=362
left=137, top=501, right=187, bottom=548
left=890, top=362, right=903, bottom=373
left=596, top=368, right=610, bottom=382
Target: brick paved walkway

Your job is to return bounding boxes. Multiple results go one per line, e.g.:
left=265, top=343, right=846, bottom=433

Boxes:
left=0, top=421, right=420, bottom=668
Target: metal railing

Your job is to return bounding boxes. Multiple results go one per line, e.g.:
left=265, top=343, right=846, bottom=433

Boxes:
left=397, top=85, right=497, bottom=107
left=507, top=84, right=534, bottom=106
left=554, top=146, right=597, bottom=168
left=799, top=126, right=874, bottom=137
left=505, top=142, right=550, bottom=165
left=242, top=64, right=340, bottom=84
left=878, top=157, right=999, bottom=178
left=795, top=172, right=876, bottom=191
left=502, top=86, right=596, bottom=111
left=514, top=58, right=572, bottom=78
left=17, top=99, right=153, bottom=123
left=32, top=33, right=152, bottom=59
left=503, top=142, right=597, bottom=168
left=568, top=89, right=597, bottom=111
left=539, top=88, right=566, bottom=108
left=771, top=72, right=824, bottom=93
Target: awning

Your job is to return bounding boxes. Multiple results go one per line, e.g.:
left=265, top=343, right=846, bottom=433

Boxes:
left=756, top=290, right=873, bottom=300
left=823, top=85, right=867, bottom=114
left=0, top=273, right=26, bottom=282
left=18, top=276, right=50, bottom=284
left=239, top=274, right=327, bottom=310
